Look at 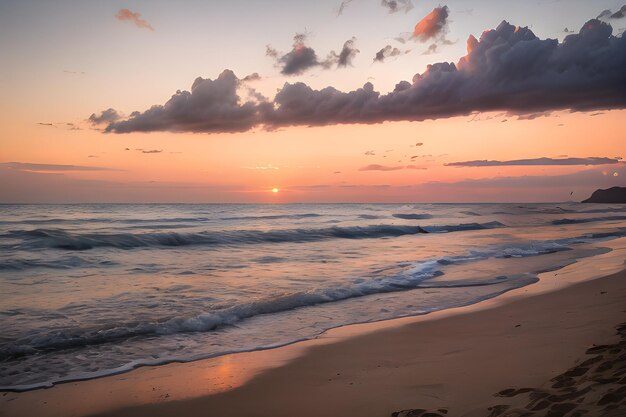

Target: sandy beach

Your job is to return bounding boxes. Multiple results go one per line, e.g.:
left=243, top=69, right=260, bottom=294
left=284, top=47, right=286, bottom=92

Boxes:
left=1, top=240, right=625, bottom=417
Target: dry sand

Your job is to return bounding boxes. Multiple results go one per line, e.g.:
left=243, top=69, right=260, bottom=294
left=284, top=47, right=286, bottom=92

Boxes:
left=2, top=241, right=626, bottom=417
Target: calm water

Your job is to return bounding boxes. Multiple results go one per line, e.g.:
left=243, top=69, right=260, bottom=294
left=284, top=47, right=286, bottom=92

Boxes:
left=1, top=203, right=625, bottom=390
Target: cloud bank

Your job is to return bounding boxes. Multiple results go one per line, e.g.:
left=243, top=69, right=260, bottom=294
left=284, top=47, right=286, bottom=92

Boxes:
left=101, top=17, right=626, bottom=134
left=446, top=157, right=621, bottom=167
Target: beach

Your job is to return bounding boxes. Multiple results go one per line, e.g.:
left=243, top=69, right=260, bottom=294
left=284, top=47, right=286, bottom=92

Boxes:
left=2, top=238, right=625, bottom=417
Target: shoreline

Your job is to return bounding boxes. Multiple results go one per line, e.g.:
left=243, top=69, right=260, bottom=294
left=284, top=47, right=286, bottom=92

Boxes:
left=2, top=239, right=626, bottom=417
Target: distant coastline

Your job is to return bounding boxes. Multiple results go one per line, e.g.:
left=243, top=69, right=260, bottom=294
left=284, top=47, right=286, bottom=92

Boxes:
left=583, top=186, right=626, bottom=203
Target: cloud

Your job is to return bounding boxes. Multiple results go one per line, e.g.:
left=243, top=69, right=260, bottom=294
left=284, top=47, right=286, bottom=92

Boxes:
left=381, top=0, right=413, bottom=14
left=335, top=37, right=359, bottom=67
left=610, top=5, right=626, bottom=19
left=336, top=0, right=354, bottom=16
left=373, top=45, right=403, bottom=62
left=446, top=157, right=621, bottom=167
left=115, top=9, right=154, bottom=31
left=241, top=73, right=261, bottom=82
left=106, top=70, right=263, bottom=134
left=413, top=6, right=449, bottom=41
left=101, top=17, right=626, bottom=134
left=139, top=149, right=162, bottom=154
left=267, top=34, right=359, bottom=75
left=1, top=162, right=118, bottom=172
left=242, top=165, right=280, bottom=170
left=359, top=164, right=404, bottom=171
left=89, top=108, right=121, bottom=125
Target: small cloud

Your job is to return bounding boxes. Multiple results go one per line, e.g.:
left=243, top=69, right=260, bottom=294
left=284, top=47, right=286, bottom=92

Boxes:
left=37, top=122, right=55, bottom=127
left=335, top=37, right=359, bottom=67
left=89, top=108, right=121, bottom=125
left=336, top=0, right=354, bottom=16
left=115, top=8, right=154, bottom=31
left=267, top=34, right=359, bottom=75
left=62, top=70, right=85, bottom=75
left=365, top=150, right=376, bottom=156
left=242, top=164, right=280, bottom=170
left=359, top=164, right=404, bottom=171
left=415, top=142, right=423, bottom=147
left=381, top=0, right=413, bottom=14
left=140, top=149, right=162, bottom=154
left=406, top=165, right=427, bottom=170
left=373, top=45, right=404, bottom=62
left=413, top=6, right=450, bottom=41
left=333, top=171, right=341, bottom=174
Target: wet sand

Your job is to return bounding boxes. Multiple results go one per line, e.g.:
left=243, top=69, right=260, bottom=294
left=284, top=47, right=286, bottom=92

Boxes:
left=2, top=242, right=626, bottom=417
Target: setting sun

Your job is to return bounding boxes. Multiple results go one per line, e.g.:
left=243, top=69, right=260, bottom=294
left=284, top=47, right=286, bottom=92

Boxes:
left=272, top=188, right=279, bottom=193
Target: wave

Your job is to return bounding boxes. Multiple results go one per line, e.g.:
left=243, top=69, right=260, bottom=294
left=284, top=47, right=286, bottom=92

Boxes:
left=0, top=216, right=212, bottom=226
left=392, top=213, right=433, bottom=220
left=1, top=222, right=505, bottom=251
left=0, top=238, right=566, bottom=360
left=0, top=256, right=116, bottom=271
left=219, top=213, right=322, bottom=221
left=552, top=215, right=626, bottom=225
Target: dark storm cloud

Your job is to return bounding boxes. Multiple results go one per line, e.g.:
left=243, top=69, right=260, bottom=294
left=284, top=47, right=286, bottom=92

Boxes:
left=373, top=45, right=403, bottom=62
left=446, top=157, right=621, bottom=167
left=102, top=17, right=626, bottom=134
left=381, top=0, right=413, bottom=14
left=89, top=108, right=121, bottom=125
left=267, top=34, right=359, bottom=75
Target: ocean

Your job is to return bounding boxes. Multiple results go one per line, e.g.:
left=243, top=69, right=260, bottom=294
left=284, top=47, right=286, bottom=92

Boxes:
left=1, top=203, right=625, bottom=390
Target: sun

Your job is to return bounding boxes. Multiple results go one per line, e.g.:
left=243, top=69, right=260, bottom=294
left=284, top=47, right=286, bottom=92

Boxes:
left=272, top=187, right=279, bottom=193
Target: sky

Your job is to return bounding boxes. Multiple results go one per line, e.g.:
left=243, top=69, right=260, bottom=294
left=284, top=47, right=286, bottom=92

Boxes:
left=0, top=0, right=625, bottom=203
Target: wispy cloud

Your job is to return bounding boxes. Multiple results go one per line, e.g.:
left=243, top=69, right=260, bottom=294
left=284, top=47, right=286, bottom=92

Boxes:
left=381, top=0, right=413, bottom=14
left=446, top=157, right=621, bottom=167
left=1, top=162, right=119, bottom=172
left=115, top=9, right=154, bottom=31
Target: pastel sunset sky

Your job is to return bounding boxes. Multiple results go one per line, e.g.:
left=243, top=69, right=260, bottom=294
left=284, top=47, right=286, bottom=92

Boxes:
left=1, top=0, right=625, bottom=203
